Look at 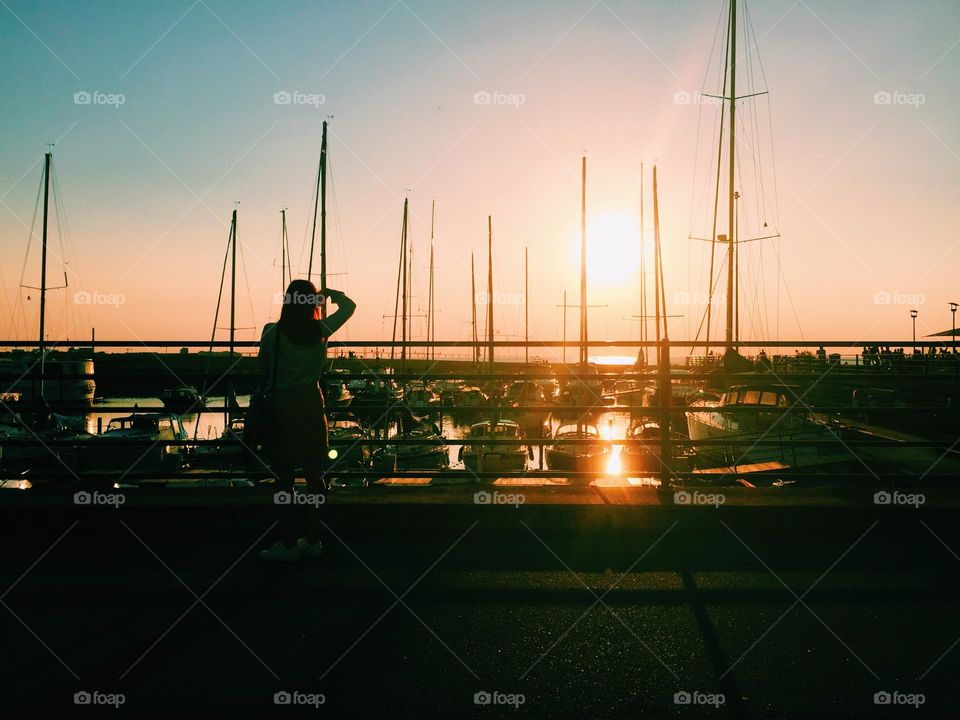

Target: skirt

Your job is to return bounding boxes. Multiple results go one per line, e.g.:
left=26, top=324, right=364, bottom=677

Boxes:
left=273, top=382, right=328, bottom=473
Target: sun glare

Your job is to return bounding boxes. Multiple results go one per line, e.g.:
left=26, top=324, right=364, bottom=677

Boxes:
left=571, top=211, right=643, bottom=286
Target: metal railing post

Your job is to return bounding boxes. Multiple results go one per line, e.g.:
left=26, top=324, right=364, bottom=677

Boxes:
left=659, top=337, right=672, bottom=488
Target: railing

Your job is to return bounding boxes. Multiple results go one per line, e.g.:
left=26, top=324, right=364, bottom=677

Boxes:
left=1, top=339, right=958, bottom=487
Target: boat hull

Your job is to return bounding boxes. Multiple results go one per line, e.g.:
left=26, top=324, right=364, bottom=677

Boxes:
left=686, top=410, right=844, bottom=468
left=463, top=450, right=527, bottom=474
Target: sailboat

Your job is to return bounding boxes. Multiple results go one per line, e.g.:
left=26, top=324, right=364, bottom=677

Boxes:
left=684, top=0, right=845, bottom=470
left=1, top=151, right=95, bottom=479
left=4, top=151, right=96, bottom=414
left=189, top=207, right=255, bottom=469
left=545, top=156, right=611, bottom=478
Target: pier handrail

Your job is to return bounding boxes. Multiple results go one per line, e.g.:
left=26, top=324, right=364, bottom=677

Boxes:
left=2, top=336, right=957, bottom=488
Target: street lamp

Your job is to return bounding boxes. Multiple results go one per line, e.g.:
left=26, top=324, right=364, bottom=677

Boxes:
left=951, top=302, right=958, bottom=355
left=910, top=309, right=918, bottom=353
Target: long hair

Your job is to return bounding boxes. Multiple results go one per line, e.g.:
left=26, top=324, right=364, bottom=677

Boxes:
left=277, top=279, right=325, bottom=346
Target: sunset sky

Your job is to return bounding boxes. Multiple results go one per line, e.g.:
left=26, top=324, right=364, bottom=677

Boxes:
left=1, top=0, right=958, bottom=359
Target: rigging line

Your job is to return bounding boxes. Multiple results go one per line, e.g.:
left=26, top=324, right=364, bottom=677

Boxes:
left=754, top=252, right=772, bottom=345
left=15, top=165, right=46, bottom=341
left=236, top=228, right=257, bottom=332
left=744, top=15, right=771, bottom=233
left=54, top=184, right=73, bottom=342
left=14, top=188, right=37, bottom=341
left=297, top=149, right=322, bottom=278
left=691, top=252, right=728, bottom=345
left=193, top=218, right=234, bottom=443
left=51, top=172, right=70, bottom=341
left=327, top=153, right=349, bottom=281
left=757, top=243, right=770, bottom=347
left=747, top=0, right=781, bottom=227
left=208, top=222, right=233, bottom=351
left=705, top=0, right=733, bottom=354
left=327, top=159, right=353, bottom=342
left=742, top=9, right=769, bottom=230
left=776, top=235, right=781, bottom=343
left=692, top=40, right=728, bottom=242
left=52, top=164, right=85, bottom=338
left=770, top=237, right=804, bottom=341
left=390, top=204, right=404, bottom=361
left=733, top=109, right=772, bottom=242
left=745, top=247, right=765, bottom=343
left=738, top=26, right=762, bottom=234
left=690, top=0, right=728, bottom=239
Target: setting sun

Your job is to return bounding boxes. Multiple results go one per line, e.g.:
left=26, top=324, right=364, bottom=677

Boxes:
left=571, top=211, right=644, bottom=286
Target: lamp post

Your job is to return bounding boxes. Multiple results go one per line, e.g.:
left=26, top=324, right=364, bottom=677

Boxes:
left=910, top=309, right=918, bottom=353
left=951, top=302, right=958, bottom=354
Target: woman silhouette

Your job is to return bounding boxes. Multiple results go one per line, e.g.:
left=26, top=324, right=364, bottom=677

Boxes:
left=258, top=280, right=355, bottom=561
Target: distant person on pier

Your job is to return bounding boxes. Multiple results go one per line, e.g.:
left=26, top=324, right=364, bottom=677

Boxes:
left=258, top=280, right=356, bottom=562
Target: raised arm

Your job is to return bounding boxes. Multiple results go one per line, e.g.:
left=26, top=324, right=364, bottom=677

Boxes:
left=319, top=288, right=356, bottom=337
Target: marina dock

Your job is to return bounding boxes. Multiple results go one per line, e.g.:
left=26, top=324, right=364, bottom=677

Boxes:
left=4, top=486, right=959, bottom=716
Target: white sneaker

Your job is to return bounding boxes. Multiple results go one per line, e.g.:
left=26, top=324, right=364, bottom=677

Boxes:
left=258, top=540, right=301, bottom=562
left=297, top=537, right=323, bottom=558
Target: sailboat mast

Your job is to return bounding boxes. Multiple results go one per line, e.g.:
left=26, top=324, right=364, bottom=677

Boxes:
left=38, top=152, right=51, bottom=399
left=471, top=252, right=478, bottom=367
left=308, top=121, right=327, bottom=288
left=639, top=162, right=647, bottom=366
left=656, top=167, right=669, bottom=340
left=428, top=198, right=436, bottom=361
left=320, top=120, right=328, bottom=319
left=401, top=198, right=408, bottom=372
left=562, top=290, right=567, bottom=365
left=580, top=155, right=587, bottom=369
left=229, top=208, right=237, bottom=357
left=725, top=0, right=737, bottom=351
left=280, top=208, right=289, bottom=291
left=408, top=233, right=414, bottom=358
left=390, top=200, right=405, bottom=363
left=734, top=191, right=740, bottom=346
left=487, top=216, right=494, bottom=373
left=524, top=246, right=529, bottom=366
left=653, top=167, right=662, bottom=367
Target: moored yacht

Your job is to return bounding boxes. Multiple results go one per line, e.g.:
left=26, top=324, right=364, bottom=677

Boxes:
left=686, top=383, right=844, bottom=468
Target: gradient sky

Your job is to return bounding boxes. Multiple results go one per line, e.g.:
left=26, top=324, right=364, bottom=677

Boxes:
left=1, top=0, right=958, bottom=358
